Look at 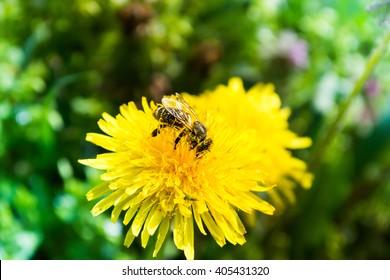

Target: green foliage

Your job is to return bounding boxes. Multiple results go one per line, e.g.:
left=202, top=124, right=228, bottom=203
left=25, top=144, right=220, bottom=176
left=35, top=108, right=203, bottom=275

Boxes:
left=1, top=0, right=389, bottom=260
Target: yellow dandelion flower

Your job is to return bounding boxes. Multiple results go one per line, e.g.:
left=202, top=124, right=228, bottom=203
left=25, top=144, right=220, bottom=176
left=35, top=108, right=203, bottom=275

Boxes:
left=79, top=96, right=275, bottom=260
left=184, top=77, right=313, bottom=209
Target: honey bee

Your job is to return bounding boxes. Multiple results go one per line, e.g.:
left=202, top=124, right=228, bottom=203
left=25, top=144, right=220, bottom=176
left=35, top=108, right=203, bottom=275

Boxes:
left=152, top=93, right=212, bottom=157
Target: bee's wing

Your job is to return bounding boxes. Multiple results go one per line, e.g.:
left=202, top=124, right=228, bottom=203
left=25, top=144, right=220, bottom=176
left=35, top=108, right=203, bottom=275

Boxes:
left=174, top=93, right=200, bottom=119
left=161, top=95, right=193, bottom=129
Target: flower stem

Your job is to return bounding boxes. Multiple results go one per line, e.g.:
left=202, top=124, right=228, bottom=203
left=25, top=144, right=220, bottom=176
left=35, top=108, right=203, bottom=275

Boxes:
left=309, top=27, right=390, bottom=171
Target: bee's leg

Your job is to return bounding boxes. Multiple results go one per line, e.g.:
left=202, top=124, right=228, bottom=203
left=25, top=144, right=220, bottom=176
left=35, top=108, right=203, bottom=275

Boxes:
left=151, top=124, right=167, bottom=137
left=151, top=128, right=159, bottom=137
left=189, top=140, right=198, bottom=150
left=195, top=138, right=213, bottom=158
left=174, top=129, right=187, bottom=149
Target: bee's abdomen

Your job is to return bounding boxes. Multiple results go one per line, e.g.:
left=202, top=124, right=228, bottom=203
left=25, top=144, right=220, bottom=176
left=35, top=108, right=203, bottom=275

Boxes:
left=154, top=107, right=184, bottom=127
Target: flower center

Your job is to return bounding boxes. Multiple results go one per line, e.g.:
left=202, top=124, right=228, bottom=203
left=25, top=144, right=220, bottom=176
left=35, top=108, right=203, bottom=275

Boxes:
left=146, top=127, right=207, bottom=213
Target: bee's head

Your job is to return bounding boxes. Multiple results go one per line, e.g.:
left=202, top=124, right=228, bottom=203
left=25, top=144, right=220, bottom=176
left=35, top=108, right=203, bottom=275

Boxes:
left=193, top=121, right=207, bottom=141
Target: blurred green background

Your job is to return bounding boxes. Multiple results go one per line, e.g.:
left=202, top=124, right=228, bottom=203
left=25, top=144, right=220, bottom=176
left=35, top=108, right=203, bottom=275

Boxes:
left=1, top=0, right=390, bottom=260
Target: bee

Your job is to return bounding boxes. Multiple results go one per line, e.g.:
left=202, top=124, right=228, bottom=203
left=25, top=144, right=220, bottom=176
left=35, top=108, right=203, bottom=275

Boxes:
left=152, top=93, right=212, bottom=157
